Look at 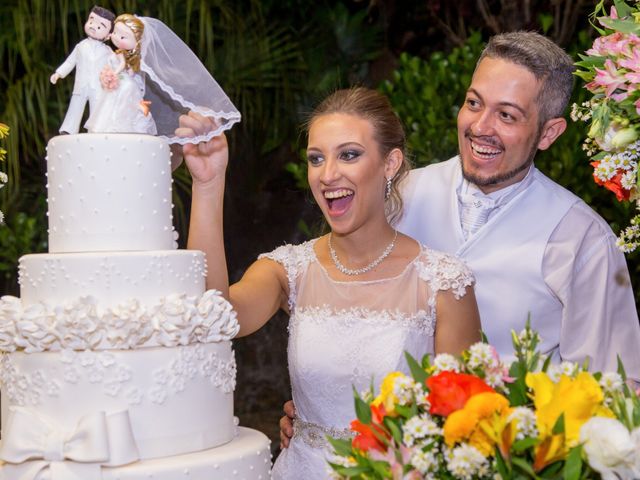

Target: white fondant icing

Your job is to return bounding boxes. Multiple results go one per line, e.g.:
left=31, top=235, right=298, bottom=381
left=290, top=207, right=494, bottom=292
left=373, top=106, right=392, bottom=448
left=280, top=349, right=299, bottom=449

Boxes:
left=0, top=344, right=236, bottom=460
left=19, top=251, right=206, bottom=309
left=0, top=428, right=271, bottom=480
left=46, top=134, right=176, bottom=253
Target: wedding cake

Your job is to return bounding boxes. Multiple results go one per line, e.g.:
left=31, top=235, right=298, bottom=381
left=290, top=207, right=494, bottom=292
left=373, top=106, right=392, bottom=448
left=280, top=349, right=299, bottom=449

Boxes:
left=0, top=134, right=271, bottom=479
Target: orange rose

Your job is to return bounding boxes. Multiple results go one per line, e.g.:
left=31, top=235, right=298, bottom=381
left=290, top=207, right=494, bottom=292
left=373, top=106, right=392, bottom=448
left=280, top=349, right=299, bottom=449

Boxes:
left=426, top=371, right=494, bottom=417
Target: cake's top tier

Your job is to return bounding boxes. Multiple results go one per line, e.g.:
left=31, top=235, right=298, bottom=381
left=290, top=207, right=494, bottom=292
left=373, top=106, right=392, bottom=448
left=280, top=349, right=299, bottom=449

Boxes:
left=46, top=134, right=176, bottom=253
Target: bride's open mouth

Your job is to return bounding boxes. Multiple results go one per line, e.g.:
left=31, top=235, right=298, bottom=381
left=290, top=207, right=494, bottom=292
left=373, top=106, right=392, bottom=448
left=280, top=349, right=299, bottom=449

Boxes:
left=323, top=188, right=354, bottom=216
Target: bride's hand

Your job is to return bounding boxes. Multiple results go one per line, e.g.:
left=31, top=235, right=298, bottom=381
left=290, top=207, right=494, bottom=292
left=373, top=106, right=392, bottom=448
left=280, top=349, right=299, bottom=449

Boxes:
left=176, top=111, right=228, bottom=188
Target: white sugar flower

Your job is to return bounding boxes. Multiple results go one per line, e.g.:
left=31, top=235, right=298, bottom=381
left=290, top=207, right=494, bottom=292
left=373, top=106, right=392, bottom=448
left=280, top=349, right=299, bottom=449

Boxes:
left=484, top=370, right=505, bottom=389
left=0, top=172, right=7, bottom=183
left=433, top=353, right=461, bottom=373
left=507, top=407, right=538, bottom=440
left=446, top=443, right=489, bottom=480
left=467, top=343, right=498, bottom=369
left=402, top=414, right=441, bottom=447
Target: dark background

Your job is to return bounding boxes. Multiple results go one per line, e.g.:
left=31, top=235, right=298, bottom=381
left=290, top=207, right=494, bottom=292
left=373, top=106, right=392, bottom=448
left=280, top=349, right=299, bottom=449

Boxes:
left=1, top=0, right=637, bottom=453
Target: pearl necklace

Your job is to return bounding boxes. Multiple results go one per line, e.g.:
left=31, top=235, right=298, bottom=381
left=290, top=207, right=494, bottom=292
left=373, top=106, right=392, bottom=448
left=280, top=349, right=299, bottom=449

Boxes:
left=328, top=230, right=398, bottom=276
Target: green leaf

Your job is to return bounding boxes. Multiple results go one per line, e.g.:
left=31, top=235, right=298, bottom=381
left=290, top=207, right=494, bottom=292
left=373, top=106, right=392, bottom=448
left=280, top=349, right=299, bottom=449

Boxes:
left=327, top=437, right=354, bottom=457
left=354, top=391, right=372, bottom=425
left=330, top=463, right=372, bottom=476
left=598, top=16, right=640, bottom=34
left=613, top=0, right=634, bottom=18
left=383, top=417, right=403, bottom=445
left=405, top=351, right=428, bottom=384
left=563, top=446, right=583, bottom=480
left=494, top=448, right=511, bottom=479
left=512, top=436, right=539, bottom=453
left=538, top=13, right=553, bottom=34
left=512, top=457, right=540, bottom=478
left=552, top=413, right=565, bottom=435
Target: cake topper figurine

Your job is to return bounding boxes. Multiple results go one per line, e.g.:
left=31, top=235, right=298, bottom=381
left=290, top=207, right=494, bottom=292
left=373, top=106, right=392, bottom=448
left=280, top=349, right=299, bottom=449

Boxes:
left=52, top=8, right=240, bottom=143
left=50, top=6, right=115, bottom=135
left=85, top=14, right=157, bottom=135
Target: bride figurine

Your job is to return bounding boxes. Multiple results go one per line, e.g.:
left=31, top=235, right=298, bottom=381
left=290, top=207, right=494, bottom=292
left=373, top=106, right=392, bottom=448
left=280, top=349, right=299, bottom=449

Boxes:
left=85, top=14, right=240, bottom=143
left=85, top=14, right=156, bottom=135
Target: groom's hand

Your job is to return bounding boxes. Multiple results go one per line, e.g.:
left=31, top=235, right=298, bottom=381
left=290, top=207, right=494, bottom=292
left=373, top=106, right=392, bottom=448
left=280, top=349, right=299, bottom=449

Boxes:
left=279, top=400, right=295, bottom=449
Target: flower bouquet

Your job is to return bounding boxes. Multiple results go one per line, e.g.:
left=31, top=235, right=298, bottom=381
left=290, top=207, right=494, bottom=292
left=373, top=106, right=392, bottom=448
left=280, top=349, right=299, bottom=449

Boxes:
left=573, top=0, right=640, bottom=252
left=328, top=323, right=640, bottom=479
left=0, top=123, right=9, bottom=225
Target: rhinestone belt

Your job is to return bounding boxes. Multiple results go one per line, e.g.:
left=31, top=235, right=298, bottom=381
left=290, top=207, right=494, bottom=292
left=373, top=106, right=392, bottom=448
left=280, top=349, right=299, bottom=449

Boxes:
left=292, top=418, right=353, bottom=449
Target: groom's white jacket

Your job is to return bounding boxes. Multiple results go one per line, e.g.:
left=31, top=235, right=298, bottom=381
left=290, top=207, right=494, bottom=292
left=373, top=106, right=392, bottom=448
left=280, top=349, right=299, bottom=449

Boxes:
left=397, top=156, right=640, bottom=378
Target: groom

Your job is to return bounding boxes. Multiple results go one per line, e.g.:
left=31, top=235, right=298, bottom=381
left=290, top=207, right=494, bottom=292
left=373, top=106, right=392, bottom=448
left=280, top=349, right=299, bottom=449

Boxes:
left=279, top=30, right=640, bottom=447
left=50, top=6, right=115, bottom=134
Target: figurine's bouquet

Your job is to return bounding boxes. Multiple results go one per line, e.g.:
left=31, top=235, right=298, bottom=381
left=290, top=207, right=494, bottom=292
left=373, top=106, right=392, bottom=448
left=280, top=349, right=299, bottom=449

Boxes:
left=328, top=323, right=640, bottom=479
left=573, top=0, right=640, bottom=252
left=0, top=123, right=9, bottom=224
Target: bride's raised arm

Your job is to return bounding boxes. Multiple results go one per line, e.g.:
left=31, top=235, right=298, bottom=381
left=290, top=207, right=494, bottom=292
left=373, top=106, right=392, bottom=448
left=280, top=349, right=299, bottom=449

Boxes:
left=178, top=112, right=287, bottom=337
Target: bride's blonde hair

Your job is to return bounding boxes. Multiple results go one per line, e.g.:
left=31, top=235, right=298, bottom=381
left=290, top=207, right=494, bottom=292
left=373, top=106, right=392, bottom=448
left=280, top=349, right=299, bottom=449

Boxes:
left=114, top=14, right=144, bottom=72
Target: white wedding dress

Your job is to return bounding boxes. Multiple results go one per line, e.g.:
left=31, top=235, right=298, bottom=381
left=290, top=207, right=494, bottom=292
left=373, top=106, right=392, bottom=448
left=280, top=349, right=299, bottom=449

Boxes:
left=262, top=239, right=474, bottom=479
left=85, top=54, right=157, bottom=135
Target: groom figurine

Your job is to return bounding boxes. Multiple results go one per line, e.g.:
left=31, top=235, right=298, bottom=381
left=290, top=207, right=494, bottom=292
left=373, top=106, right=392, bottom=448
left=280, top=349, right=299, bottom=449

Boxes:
left=50, top=6, right=115, bottom=134
left=279, top=30, right=640, bottom=447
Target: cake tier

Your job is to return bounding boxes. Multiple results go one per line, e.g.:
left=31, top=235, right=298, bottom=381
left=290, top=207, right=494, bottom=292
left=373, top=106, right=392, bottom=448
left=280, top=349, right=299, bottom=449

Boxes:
left=0, top=427, right=271, bottom=480
left=0, top=343, right=236, bottom=462
left=46, top=134, right=176, bottom=253
left=19, top=250, right=206, bottom=309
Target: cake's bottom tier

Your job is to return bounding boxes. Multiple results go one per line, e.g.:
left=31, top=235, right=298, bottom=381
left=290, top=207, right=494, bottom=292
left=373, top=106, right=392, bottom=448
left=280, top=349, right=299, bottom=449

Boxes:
left=0, top=427, right=272, bottom=480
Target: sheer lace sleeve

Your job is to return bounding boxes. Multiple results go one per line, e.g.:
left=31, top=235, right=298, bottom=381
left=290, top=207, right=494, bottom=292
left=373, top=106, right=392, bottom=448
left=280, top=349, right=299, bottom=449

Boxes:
left=258, top=240, right=316, bottom=311
left=416, top=248, right=475, bottom=300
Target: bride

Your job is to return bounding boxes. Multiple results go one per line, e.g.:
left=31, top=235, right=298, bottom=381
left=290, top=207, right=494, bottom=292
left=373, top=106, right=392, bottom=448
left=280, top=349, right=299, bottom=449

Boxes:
left=180, top=87, right=481, bottom=479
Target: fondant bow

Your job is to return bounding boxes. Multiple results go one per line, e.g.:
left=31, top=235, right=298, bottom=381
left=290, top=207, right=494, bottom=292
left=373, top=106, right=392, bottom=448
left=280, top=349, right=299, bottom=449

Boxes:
left=0, top=407, right=139, bottom=480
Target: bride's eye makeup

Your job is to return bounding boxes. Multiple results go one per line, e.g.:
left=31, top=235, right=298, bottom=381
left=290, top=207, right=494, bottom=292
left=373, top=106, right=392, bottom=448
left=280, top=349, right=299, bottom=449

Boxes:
left=339, top=149, right=363, bottom=161
left=307, top=153, right=323, bottom=166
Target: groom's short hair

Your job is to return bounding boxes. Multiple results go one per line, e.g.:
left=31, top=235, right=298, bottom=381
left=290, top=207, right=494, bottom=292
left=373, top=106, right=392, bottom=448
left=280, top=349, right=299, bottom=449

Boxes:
left=90, top=5, right=116, bottom=31
left=477, top=31, right=574, bottom=127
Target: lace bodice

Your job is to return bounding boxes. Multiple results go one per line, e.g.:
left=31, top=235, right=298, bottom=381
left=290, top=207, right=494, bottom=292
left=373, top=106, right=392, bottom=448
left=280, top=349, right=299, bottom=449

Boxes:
left=261, top=239, right=473, bottom=479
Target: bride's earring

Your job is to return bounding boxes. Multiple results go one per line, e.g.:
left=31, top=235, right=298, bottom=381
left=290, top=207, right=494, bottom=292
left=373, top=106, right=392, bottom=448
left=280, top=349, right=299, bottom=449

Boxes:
left=384, top=177, right=392, bottom=200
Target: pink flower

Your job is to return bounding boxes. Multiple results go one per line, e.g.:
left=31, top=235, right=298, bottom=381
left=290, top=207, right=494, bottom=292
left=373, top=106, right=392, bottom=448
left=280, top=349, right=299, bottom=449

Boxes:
left=619, top=45, right=640, bottom=72
left=100, top=66, right=120, bottom=91
left=592, top=59, right=628, bottom=98
left=587, top=32, right=627, bottom=57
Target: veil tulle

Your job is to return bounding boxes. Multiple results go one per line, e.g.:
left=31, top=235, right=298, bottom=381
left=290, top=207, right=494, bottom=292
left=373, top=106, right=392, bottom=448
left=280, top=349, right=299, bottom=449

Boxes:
left=139, top=17, right=241, bottom=144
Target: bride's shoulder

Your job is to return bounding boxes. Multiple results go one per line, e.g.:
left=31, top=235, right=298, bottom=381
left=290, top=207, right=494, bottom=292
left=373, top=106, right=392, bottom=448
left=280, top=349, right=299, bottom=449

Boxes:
left=258, top=238, right=318, bottom=270
left=414, top=246, right=474, bottom=298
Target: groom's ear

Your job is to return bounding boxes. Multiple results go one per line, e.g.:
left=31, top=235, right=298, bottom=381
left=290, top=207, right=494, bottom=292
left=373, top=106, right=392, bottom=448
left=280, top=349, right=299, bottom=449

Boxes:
left=537, top=117, right=567, bottom=151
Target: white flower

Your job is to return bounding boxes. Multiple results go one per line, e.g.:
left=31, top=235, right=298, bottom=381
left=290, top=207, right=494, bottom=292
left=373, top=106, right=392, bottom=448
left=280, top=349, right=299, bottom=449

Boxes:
left=599, top=372, right=624, bottom=394
left=446, top=443, right=489, bottom=480
left=393, top=375, right=418, bottom=405
left=402, top=414, right=441, bottom=447
left=433, top=353, right=461, bottom=373
left=507, top=407, right=538, bottom=440
left=467, top=343, right=498, bottom=369
left=580, top=417, right=640, bottom=480
left=410, top=448, right=439, bottom=474
left=328, top=453, right=357, bottom=468
left=547, top=361, right=577, bottom=381
left=621, top=170, right=636, bottom=190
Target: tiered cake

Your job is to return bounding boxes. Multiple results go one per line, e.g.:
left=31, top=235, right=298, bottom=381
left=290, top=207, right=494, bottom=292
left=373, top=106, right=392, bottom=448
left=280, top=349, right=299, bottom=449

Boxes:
left=0, top=134, right=271, bottom=479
